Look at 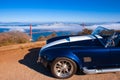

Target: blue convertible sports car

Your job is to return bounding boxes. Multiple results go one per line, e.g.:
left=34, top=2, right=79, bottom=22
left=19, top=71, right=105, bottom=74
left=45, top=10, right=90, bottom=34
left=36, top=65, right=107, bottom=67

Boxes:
left=37, top=26, right=120, bottom=79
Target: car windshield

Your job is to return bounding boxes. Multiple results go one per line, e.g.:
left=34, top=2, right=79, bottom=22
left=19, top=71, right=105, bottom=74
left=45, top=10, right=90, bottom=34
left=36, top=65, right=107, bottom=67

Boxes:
left=91, top=26, right=119, bottom=47
left=91, top=26, right=114, bottom=37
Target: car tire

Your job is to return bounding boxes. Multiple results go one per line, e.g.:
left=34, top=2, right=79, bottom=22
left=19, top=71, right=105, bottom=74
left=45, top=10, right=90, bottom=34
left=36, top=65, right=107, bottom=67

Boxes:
left=51, top=57, right=77, bottom=79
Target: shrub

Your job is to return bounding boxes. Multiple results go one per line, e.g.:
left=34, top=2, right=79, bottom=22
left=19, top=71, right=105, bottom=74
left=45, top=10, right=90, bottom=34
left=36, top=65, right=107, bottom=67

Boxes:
left=37, top=32, right=57, bottom=41
left=78, top=28, right=92, bottom=35
left=0, top=31, right=30, bottom=46
left=37, top=36, right=47, bottom=41
left=46, top=32, right=57, bottom=39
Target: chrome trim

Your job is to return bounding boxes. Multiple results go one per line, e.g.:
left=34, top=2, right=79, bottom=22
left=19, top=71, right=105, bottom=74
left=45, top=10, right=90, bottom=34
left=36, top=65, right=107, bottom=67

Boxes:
left=83, top=67, right=120, bottom=74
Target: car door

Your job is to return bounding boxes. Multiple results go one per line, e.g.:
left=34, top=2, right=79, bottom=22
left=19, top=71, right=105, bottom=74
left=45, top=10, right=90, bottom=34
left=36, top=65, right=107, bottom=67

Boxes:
left=110, top=47, right=120, bottom=67
left=74, top=46, right=111, bottom=69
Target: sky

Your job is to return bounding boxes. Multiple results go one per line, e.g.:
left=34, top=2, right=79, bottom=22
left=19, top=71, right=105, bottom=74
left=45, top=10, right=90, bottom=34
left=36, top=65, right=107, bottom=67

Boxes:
left=0, top=0, right=120, bottom=22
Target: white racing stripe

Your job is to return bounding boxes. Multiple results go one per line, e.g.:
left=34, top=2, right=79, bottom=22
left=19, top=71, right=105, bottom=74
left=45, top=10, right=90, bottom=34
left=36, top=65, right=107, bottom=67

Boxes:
left=94, top=35, right=103, bottom=39
left=41, top=35, right=102, bottom=50
left=70, top=35, right=94, bottom=42
left=41, top=39, right=69, bottom=50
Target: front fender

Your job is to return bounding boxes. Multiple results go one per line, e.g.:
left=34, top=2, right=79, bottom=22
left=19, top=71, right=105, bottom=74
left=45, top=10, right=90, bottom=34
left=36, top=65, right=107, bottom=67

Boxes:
left=44, top=50, right=83, bottom=69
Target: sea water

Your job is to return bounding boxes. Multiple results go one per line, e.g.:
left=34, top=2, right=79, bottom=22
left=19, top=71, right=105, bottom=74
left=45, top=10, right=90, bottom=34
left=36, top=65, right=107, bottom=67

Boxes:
left=0, top=22, right=120, bottom=41
left=0, top=22, right=83, bottom=41
left=0, top=27, right=73, bottom=41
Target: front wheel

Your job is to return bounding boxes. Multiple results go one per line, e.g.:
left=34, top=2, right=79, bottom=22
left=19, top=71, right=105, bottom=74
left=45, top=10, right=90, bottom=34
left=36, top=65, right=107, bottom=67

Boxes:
left=51, top=57, right=77, bottom=79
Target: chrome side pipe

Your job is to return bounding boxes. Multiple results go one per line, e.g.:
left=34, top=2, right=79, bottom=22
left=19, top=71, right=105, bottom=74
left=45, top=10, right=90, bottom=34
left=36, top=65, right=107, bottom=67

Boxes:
left=83, top=67, right=120, bottom=74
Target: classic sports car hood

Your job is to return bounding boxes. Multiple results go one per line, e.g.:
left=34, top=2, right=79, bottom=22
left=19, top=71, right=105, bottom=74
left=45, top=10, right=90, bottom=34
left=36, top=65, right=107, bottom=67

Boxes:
left=41, top=35, right=103, bottom=50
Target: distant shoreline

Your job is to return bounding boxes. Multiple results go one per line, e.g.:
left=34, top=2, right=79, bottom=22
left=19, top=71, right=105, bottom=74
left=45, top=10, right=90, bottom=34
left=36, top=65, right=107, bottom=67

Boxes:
left=0, top=22, right=120, bottom=41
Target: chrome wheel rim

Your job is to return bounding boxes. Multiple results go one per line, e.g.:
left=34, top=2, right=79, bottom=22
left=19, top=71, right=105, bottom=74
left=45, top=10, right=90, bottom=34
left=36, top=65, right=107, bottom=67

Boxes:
left=54, top=60, right=74, bottom=78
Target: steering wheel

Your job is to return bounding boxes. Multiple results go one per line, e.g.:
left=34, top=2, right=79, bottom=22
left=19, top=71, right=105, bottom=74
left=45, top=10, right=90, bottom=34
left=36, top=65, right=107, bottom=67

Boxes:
left=105, top=39, right=115, bottom=48
left=105, top=32, right=116, bottom=47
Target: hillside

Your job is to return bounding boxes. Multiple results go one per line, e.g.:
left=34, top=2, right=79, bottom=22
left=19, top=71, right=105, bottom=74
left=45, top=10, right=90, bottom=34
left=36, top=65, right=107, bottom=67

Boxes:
left=0, top=41, right=120, bottom=80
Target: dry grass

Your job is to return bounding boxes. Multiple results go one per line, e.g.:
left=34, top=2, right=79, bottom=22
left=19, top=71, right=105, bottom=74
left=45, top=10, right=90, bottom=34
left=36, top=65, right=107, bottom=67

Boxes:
left=0, top=31, right=30, bottom=46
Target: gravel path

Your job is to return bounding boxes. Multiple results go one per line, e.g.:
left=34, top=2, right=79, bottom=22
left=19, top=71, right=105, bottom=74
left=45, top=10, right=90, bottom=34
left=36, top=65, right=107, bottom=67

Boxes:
left=0, top=42, right=120, bottom=80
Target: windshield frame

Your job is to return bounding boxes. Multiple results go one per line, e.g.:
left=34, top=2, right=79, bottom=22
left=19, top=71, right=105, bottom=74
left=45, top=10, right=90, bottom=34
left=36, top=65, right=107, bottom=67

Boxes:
left=92, top=26, right=110, bottom=35
left=92, top=26, right=115, bottom=47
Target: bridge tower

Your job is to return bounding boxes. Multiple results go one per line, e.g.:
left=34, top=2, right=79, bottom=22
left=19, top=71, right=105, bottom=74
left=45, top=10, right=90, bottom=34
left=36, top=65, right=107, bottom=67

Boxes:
left=30, top=24, right=33, bottom=41
left=82, top=23, right=85, bottom=30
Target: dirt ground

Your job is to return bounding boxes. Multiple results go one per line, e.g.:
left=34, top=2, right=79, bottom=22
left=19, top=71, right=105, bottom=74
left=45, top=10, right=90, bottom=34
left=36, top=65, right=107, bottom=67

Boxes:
left=0, top=41, right=120, bottom=80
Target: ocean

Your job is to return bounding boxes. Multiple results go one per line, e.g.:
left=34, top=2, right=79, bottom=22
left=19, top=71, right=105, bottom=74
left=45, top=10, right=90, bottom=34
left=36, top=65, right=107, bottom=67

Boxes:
left=0, top=22, right=120, bottom=41
left=0, top=28, right=72, bottom=41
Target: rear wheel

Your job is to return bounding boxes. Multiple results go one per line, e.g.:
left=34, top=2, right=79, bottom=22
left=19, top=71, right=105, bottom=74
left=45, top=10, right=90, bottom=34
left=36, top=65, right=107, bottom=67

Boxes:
left=51, top=57, right=77, bottom=79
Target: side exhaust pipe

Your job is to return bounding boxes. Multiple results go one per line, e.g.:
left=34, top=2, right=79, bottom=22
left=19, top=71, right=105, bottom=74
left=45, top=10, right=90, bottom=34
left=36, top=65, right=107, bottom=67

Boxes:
left=83, top=67, right=120, bottom=74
